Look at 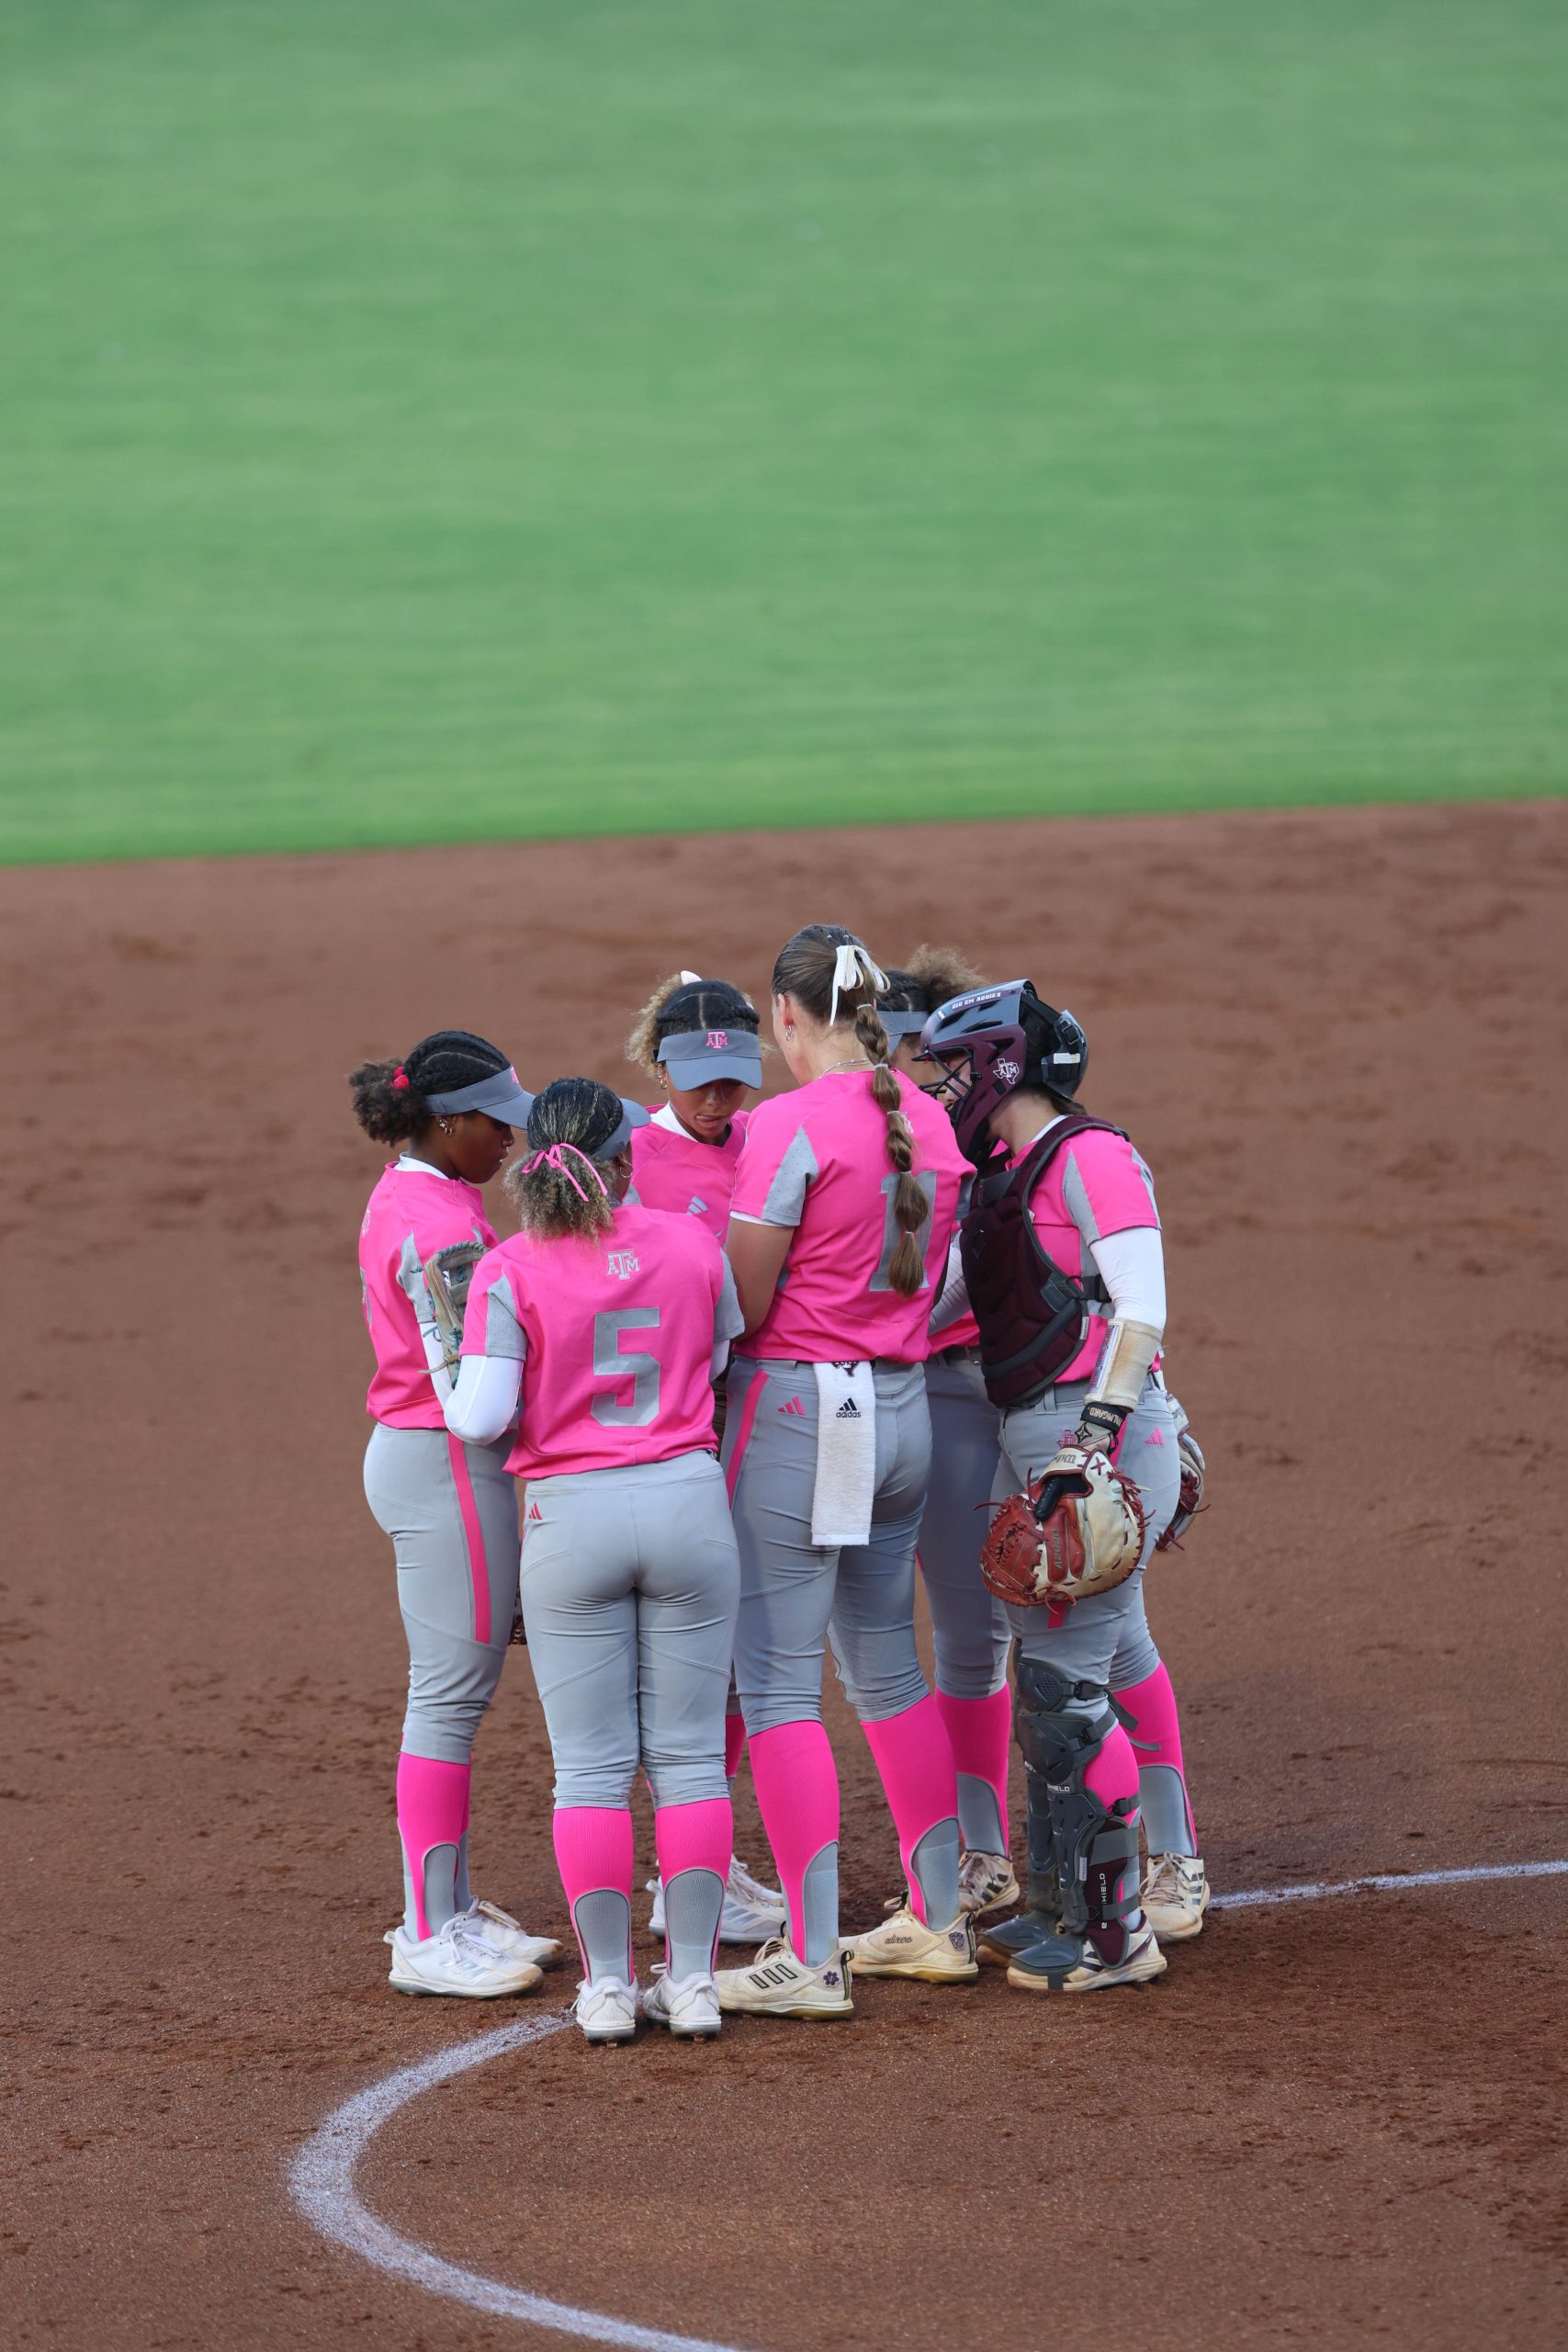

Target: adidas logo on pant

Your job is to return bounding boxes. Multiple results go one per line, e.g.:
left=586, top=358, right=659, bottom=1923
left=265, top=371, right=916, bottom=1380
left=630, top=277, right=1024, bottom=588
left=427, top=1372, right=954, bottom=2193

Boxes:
left=777, top=1396, right=807, bottom=1417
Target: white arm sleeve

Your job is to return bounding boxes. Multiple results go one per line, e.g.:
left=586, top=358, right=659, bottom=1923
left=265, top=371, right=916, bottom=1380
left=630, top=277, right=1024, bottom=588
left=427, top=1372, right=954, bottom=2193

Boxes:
left=927, top=1236, right=971, bottom=1339
left=712, top=1254, right=746, bottom=1377
left=416, top=1317, right=456, bottom=1405
left=1086, top=1225, right=1167, bottom=1334
left=443, top=1353, right=524, bottom=1446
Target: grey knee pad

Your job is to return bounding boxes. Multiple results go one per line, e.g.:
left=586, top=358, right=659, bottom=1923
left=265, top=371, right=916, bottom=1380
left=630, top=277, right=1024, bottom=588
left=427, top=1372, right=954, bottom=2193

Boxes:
left=1013, top=1657, right=1138, bottom=1939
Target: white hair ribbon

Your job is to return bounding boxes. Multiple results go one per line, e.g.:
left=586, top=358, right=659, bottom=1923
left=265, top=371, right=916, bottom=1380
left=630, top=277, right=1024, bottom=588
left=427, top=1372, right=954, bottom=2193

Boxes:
left=680, top=969, right=702, bottom=984
left=829, top=942, right=889, bottom=1028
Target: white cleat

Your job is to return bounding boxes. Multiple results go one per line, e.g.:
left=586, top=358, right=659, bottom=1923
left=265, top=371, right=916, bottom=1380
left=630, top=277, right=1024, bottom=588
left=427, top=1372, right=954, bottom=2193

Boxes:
left=648, top=1856, right=787, bottom=1944
left=575, top=1976, right=638, bottom=2043
left=1142, top=1853, right=1210, bottom=1942
left=453, top=1899, right=563, bottom=1971
left=958, top=1850, right=1021, bottom=1917
left=715, top=1938, right=854, bottom=2020
left=641, top=1968, right=722, bottom=2039
left=388, top=1915, right=543, bottom=1999
left=1006, top=1922, right=1167, bottom=1995
left=844, top=1905, right=979, bottom=1984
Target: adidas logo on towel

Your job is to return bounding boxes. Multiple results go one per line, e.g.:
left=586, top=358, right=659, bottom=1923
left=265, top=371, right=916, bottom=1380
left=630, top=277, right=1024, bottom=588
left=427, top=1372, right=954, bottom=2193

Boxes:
left=835, top=1398, right=862, bottom=1420
left=778, top=1396, right=807, bottom=1417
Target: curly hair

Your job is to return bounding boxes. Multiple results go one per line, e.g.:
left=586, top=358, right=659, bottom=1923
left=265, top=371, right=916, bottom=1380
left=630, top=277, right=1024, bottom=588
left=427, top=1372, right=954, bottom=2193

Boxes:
left=625, top=970, right=761, bottom=1079
left=878, top=943, right=987, bottom=1018
left=347, top=1030, right=511, bottom=1144
left=772, top=922, right=929, bottom=1297
left=502, top=1078, right=626, bottom=1242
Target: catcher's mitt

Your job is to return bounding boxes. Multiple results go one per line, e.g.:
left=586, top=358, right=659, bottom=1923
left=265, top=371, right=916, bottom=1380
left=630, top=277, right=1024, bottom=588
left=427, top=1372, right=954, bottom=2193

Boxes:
left=1156, top=1393, right=1207, bottom=1552
left=981, top=1446, right=1146, bottom=1611
left=422, top=1240, right=487, bottom=1383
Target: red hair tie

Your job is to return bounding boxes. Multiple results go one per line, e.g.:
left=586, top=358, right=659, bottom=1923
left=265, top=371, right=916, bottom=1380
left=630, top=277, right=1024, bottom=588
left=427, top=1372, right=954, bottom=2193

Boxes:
left=391, top=1065, right=410, bottom=1091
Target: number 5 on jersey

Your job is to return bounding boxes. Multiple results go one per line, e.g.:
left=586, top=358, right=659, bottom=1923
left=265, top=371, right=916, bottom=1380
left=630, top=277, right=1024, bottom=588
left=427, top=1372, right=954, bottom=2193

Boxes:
left=592, top=1308, right=661, bottom=1427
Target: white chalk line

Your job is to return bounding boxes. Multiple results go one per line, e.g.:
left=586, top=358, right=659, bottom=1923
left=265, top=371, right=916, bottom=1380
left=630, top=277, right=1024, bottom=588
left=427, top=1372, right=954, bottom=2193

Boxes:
left=290, top=1856, right=1568, bottom=2350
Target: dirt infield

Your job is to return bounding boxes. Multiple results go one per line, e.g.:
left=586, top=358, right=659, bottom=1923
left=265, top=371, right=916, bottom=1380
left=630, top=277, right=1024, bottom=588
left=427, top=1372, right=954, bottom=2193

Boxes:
left=6, top=799, right=1567, bottom=2352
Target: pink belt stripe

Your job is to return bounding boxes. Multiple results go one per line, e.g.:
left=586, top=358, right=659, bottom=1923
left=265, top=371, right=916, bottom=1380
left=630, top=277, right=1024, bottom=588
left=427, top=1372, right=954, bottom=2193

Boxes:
left=446, top=1432, right=491, bottom=1645
left=724, top=1369, right=771, bottom=1502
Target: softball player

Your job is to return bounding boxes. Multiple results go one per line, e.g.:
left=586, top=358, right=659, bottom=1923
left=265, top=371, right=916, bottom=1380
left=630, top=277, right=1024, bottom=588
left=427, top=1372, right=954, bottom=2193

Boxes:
left=446, top=1078, right=744, bottom=2043
left=714, top=924, right=976, bottom=2021
left=877, top=951, right=1017, bottom=1916
left=922, top=983, right=1207, bottom=1992
left=352, top=1030, right=560, bottom=1999
left=624, top=968, right=788, bottom=1945
left=884, top=957, right=1207, bottom=1943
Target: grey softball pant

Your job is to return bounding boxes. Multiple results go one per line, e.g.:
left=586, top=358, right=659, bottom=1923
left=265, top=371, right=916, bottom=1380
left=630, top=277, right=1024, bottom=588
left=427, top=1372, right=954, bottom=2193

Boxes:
left=520, top=1450, right=739, bottom=1809
left=722, top=1356, right=933, bottom=1731
left=920, top=1350, right=1010, bottom=1701
left=363, top=1422, right=520, bottom=1766
left=994, top=1375, right=1181, bottom=1700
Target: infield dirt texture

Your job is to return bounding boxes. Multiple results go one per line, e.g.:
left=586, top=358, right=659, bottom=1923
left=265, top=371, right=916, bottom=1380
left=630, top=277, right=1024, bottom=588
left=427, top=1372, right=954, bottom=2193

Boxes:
left=5, top=798, right=1566, bottom=2350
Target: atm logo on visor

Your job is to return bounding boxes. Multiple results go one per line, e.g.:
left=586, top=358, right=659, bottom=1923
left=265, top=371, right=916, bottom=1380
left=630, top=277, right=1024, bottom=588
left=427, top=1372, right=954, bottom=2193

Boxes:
left=706, top=1032, right=729, bottom=1050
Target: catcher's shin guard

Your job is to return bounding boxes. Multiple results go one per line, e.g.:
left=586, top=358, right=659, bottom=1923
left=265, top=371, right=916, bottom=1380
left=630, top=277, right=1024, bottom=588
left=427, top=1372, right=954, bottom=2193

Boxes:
left=1013, top=1658, right=1140, bottom=1951
left=978, top=1699, right=1061, bottom=1963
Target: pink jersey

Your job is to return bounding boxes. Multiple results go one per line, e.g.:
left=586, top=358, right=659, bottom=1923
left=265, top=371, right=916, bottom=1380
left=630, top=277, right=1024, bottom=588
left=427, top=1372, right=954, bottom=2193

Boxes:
left=731, top=1069, right=968, bottom=1363
left=460, top=1204, right=743, bottom=1481
left=1024, top=1123, right=1161, bottom=1382
left=626, top=1107, right=750, bottom=1244
left=358, top=1161, right=497, bottom=1429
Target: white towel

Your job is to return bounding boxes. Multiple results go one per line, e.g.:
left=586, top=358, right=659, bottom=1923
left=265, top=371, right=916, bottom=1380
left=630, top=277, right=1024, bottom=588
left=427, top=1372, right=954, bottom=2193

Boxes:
left=810, top=1361, right=877, bottom=1546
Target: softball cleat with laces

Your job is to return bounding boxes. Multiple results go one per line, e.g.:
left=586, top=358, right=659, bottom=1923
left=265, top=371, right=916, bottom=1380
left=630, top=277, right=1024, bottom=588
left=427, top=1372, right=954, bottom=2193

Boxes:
left=715, top=1938, right=854, bottom=2019
left=1005, top=1923, right=1167, bottom=1995
left=641, top=1968, right=722, bottom=2039
left=452, top=1899, right=563, bottom=1970
left=1141, top=1854, right=1210, bottom=1941
left=958, top=1850, right=1021, bottom=1917
left=388, top=1915, right=544, bottom=1999
left=575, top=1976, right=639, bottom=2043
left=845, top=1905, right=979, bottom=1984
left=648, top=1856, right=787, bottom=1944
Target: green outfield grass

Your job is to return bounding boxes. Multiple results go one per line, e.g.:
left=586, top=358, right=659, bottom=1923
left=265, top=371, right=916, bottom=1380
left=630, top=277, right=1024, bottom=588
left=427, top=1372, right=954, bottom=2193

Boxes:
left=2, top=0, right=1563, bottom=864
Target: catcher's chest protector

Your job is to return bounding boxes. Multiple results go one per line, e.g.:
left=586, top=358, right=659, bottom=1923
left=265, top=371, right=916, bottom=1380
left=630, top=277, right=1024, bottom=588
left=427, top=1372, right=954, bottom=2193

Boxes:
left=959, top=1114, right=1124, bottom=1410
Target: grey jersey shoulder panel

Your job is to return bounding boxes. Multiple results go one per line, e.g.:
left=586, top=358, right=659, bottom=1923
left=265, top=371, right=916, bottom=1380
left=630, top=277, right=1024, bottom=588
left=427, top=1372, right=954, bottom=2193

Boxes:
left=482, top=1271, right=529, bottom=1363
left=759, top=1123, right=820, bottom=1225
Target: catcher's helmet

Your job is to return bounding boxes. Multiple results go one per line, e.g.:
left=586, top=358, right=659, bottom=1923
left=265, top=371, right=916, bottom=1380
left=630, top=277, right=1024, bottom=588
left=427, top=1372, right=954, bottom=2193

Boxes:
left=919, top=981, right=1088, bottom=1167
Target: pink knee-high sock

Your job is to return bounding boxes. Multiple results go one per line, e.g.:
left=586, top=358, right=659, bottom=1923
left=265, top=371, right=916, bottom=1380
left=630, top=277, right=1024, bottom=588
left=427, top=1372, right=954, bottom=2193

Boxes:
left=397, top=1753, right=471, bottom=1940
left=1116, top=1661, right=1197, bottom=1849
left=654, top=1797, right=734, bottom=1972
left=935, top=1688, right=1011, bottom=1853
left=552, top=1805, right=636, bottom=1978
left=748, top=1721, right=840, bottom=1962
left=724, top=1712, right=747, bottom=1781
left=861, top=1694, right=961, bottom=1927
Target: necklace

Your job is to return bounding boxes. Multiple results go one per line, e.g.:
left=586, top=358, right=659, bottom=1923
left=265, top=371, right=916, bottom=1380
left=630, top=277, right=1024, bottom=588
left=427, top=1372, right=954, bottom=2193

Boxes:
left=820, top=1057, right=874, bottom=1075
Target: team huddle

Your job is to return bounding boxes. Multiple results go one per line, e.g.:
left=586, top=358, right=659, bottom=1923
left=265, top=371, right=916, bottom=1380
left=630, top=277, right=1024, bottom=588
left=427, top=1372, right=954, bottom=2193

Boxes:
left=352, top=922, right=1208, bottom=2043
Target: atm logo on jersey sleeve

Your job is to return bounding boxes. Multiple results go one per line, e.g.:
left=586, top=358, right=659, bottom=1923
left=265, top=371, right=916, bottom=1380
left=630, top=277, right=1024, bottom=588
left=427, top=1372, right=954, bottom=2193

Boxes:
left=606, top=1250, right=640, bottom=1281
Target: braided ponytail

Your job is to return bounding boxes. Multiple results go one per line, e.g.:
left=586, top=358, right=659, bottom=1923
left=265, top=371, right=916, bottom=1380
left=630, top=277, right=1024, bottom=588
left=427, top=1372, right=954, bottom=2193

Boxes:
left=503, top=1077, right=623, bottom=1242
left=854, top=1001, right=929, bottom=1296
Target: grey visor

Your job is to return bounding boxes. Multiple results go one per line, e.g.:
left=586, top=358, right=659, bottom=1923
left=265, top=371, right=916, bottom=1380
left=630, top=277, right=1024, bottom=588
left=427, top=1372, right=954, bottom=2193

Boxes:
left=876, top=1009, right=929, bottom=1043
left=424, top=1066, right=535, bottom=1125
left=597, top=1097, right=651, bottom=1159
left=656, top=1028, right=763, bottom=1088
